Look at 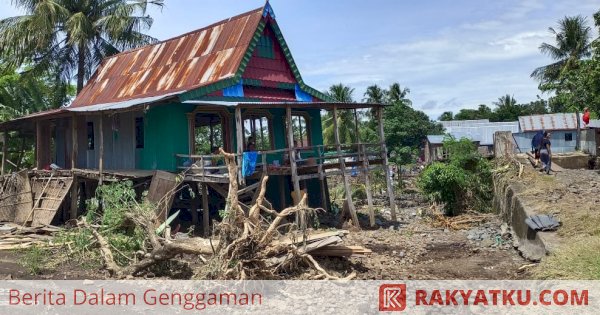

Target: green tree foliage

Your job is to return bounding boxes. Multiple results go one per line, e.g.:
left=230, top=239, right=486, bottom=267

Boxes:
left=0, top=65, right=75, bottom=170
left=364, top=83, right=442, bottom=165
left=438, top=111, right=454, bottom=121
left=418, top=137, right=492, bottom=216
left=542, top=10, right=600, bottom=114
left=453, top=104, right=493, bottom=121
left=0, top=66, right=73, bottom=121
left=531, top=15, right=592, bottom=86
left=0, top=0, right=164, bottom=93
left=322, top=82, right=441, bottom=165
left=440, top=97, right=548, bottom=122
left=322, top=84, right=358, bottom=144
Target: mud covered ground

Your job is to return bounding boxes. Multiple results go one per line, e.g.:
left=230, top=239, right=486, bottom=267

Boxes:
left=0, top=177, right=532, bottom=280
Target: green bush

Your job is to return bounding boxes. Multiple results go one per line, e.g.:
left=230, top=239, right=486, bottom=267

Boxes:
left=418, top=137, right=492, bottom=215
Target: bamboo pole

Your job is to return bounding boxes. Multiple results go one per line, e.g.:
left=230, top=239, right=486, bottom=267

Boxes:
left=377, top=107, right=397, bottom=221
left=333, top=106, right=360, bottom=228
left=286, top=105, right=301, bottom=204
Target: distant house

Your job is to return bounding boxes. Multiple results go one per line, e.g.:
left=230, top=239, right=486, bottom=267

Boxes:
left=424, top=120, right=519, bottom=163
left=581, top=119, right=600, bottom=156
left=513, top=113, right=583, bottom=154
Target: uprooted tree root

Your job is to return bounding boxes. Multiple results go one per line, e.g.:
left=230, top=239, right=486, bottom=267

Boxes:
left=76, top=149, right=354, bottom=280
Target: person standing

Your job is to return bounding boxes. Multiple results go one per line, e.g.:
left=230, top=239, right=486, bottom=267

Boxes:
left=531, top=130, right=544, bottom=167
left=539, top=131, right=552, bottom=174
left=582, top=107, right=591, bottom=128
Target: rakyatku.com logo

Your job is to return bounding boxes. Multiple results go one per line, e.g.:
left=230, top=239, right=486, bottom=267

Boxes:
left=379, top=284, right=407, bottom=311
left=378, top=284, right=589, bottom=312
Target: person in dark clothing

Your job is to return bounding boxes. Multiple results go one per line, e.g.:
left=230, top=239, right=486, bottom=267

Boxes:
left=539, top=131, right=552, bottom=174
left=531, top=130, right=544, bottom=167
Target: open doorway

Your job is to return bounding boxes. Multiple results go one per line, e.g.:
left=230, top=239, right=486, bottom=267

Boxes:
left=194, top=113, right=227, bottom=155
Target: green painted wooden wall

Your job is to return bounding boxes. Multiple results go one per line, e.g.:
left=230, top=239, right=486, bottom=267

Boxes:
left=138, top=103, right=194, bottom=171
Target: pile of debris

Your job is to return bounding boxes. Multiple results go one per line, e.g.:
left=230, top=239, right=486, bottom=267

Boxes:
left=0, top=223, right=61, bottom=250
left=76, top=149, right=370, bottom=280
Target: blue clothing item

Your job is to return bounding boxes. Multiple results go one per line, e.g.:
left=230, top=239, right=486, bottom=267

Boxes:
left=531, top=130, right=544, bottom=150
left=540, top=148, right=551, bottom=174
left=242, top=151, right=258, bottom=177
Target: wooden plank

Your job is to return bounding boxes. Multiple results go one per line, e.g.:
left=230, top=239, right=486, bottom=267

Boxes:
left=0, top=171, right=32, bottom=223
left=30, top=176, right=73, bottom=226
left=333, top=105, right=360, bottom=228
left=237, top=180, right=261, bottom=196
left=273, top=230, right=349, bottom=246
left=377, top=108, right=397, bottom=221
left=207, top=183, right=228, bottom=198
left=201, top=183, right=210, bottom=237
left=310, top=245, right=373, bottom=257
left=146, top=170, right=180, bottom=224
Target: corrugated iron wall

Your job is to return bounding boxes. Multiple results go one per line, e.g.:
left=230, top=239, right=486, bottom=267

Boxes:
left=513, top=131, right=578, bottom=154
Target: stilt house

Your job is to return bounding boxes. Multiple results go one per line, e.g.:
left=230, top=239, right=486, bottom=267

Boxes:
left=0, top=4, right=395, bottom=231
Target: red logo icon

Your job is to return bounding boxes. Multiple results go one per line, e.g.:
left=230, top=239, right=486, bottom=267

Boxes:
left=379, top=284, right=407, bottom=312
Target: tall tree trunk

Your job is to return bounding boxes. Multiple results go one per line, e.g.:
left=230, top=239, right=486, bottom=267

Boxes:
left=77, top=43, right=86, bottom=94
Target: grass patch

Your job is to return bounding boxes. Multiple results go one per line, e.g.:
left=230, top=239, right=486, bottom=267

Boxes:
left=533, top=237, right=600, bottom=279
left=19, top=245, right=48, bottom=275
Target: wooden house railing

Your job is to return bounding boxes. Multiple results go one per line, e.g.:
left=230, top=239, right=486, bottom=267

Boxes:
left=175, top=142, right=386, bottom=182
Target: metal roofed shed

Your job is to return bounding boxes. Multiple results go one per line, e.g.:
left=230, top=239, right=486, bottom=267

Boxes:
left=518, top=113, right=584, bottom=132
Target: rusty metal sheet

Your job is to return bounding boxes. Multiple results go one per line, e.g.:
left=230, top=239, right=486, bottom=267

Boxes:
left=518, top=113, right=582, bottom=132
left=71, top=7, right=264, bottom=108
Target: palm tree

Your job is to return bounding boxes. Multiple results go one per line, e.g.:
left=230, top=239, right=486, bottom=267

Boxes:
left=438, top=111, right=454, bottom=121
left=363, top=84, right=386, bottom=104
left=531, top=15, right=592, bottom=85
left=0, top=0, right=164, bottom=94
left=0, top=66, right=73, bottom=121
left=387, top=83, right=412, bottom=106
left=322, top=84, right=357, bottom=144
left=492, top=94, right=521, bottom=121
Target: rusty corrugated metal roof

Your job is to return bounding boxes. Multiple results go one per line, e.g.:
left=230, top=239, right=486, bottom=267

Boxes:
left=70, top=7, right=265, bottom=108
left=518, top=113, right=583, bottom=132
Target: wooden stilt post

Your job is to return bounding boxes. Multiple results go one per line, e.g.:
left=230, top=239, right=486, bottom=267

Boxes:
left=71, top=115, right=77, bottom=169
left=98, top=114, right=104, bottom=186
left=187, top=114, right=195, bottom=156
left=362, top=144, right=376, bottom=226
left=333, top=106, right=360, bottom=228
left=377, top=107, right=397, bottom=221
left=278, top=176, right=286, bottom=210
left=201, top=183, right=210, bottom=237
left=35, top=121, right=42, bottom=169
left=318, top=146, right=329, bottom=211
left=70, top=176, right=78, bottom=220
left=1, top=131, right=7, bottom=176
left=286, top=105, right=301, bottom=204
left=235, top=106, right=245, bottom=186
left=190, top=183, right=199, bottom=228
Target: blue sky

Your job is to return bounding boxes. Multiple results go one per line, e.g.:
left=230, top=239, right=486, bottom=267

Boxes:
left=0, top=0, right=598, bottom=119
